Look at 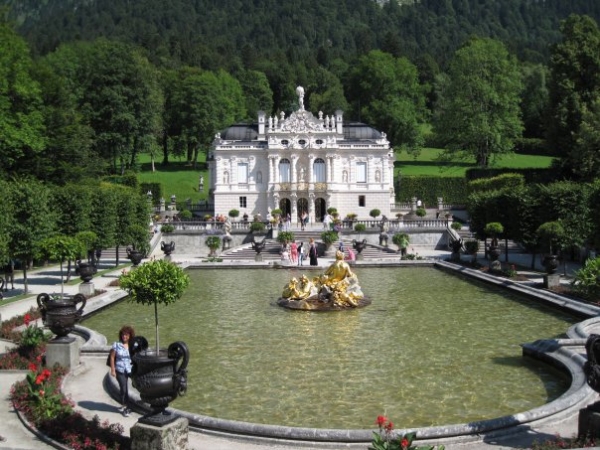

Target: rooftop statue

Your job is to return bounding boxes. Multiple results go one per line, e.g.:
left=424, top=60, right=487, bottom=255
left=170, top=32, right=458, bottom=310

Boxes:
left=277, top=251, right=370, bottom=311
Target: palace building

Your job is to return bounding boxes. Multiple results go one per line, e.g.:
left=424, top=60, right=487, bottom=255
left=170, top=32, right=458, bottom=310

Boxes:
left=208, top=86, right=395, bottom=223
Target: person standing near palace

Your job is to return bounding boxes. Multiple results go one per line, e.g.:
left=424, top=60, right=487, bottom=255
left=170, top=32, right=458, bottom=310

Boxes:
left=109, top=325, right=135, bottom=417
left=309, top=238, right=318, bottom=266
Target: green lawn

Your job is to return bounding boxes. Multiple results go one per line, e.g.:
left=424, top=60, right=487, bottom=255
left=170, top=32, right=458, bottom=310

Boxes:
left=136, top=148, right=554, bottom=202
left=394, top=148, right=554, bottom=177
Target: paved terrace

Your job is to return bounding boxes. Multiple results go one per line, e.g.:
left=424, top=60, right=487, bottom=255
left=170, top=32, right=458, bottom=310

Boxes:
left=1, top=244, right=599, bottom=450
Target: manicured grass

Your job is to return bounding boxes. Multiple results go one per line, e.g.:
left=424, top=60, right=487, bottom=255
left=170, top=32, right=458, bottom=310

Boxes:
left=137, top=153, right=208, bottom=203
left=394, top=148, right=554, bottom=177
left=135, top=147, right=555, bottom=201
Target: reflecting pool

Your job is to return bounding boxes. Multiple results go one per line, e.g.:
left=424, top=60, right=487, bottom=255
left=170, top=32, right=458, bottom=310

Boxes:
left=83, top=267, right=577, bottom=429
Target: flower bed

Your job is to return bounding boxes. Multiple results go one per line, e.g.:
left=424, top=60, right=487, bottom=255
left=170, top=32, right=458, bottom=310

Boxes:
left=2, top=310, right=130, bottom=449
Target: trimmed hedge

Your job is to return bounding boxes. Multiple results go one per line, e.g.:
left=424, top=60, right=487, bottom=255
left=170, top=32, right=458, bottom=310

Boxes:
left=396, top=176, right=469, bottom=205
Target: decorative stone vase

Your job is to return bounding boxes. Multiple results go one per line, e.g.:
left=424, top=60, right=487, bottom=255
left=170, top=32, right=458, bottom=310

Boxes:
left=543, top=255, right=560, bottom=274
left=488, top=246, right=501, bottom=262
left=161, top=241, right=175, bottom=256
left=126, top=247, right=144, bottom=266
left=352, top=239, right=367, bottom=254
left=78, top=261, right=95, bottom=283
left=132, top=341, right=189, bottom=426
left=37, top=293, right=86, bottom=342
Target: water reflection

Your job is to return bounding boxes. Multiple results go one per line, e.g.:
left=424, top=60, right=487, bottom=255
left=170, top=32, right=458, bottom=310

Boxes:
left=83, top=267, right=576, bottom=429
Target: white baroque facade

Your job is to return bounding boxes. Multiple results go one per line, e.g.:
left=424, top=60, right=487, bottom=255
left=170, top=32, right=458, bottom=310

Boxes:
left=208, top=86, right=395, bottom=223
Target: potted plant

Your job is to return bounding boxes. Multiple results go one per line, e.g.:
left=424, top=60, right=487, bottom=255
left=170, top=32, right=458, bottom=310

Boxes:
left=536, top=221, right=565, bottom=274
left=451, top=221, right=462, bottom=231
left=228, top=209, right=240, bottom=219
left=345, top=213, right=357, bottom=222
left=178, top=209, right=193, bottom=221
left=250, top=221, right=266, bottom=234
left=392, top=233, right=410, bottom=256
left=321, top=230, right=339, bottom=250
left=484, top=222, right=503, bottom=261
left=119, top=260, right=190, bottom=424
left=464, top=239, right=480, bottom=263
left=354, top=223, right=366, bottom=233
left=205, top=235, right=222, bottom=256
left=277, top=231, right=295, bottom=244
left=416, top=207, right=426, bottom=218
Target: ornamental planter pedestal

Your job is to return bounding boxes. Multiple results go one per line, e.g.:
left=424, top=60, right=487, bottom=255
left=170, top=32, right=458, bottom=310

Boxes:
left=37, top=293, right=86, bottom=343
left=132, top=341, right=189, bottom=426
left=127, top=248, right=144, bottom=266
left=161, top=241, right=175, bottom=256
left=78, top=262, right=95, bottom=296
left=352, top=240, right=367, bottom=260
left=37, top=293, right=86, bottom=368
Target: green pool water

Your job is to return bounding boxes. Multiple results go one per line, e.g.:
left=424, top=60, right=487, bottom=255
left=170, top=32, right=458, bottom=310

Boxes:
left=83, top=266, right=576, bottom=429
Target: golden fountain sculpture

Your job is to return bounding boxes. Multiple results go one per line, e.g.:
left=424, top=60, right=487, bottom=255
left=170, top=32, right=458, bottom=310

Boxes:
left=277, top=251, right=371, bottom=311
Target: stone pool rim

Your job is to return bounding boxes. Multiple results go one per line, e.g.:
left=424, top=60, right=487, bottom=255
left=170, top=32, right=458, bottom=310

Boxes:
left=79, top=259, right=600, bottom=446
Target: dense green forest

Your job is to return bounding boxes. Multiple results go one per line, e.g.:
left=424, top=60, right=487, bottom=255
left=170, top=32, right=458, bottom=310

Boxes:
left=5, top=0, right=600, bottom=67
left=1, top=0, right=600, bottom=184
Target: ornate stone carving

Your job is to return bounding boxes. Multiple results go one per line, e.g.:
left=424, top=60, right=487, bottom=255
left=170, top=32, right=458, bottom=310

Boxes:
left=279, top=110, right=327, bottom=134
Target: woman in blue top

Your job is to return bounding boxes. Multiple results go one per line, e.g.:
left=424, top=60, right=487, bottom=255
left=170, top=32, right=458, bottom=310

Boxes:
left=109, top=325, right=135, bottom=417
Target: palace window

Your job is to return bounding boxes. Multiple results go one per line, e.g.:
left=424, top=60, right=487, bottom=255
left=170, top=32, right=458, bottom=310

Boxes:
left=313, top=158, right=325, bottom=182
left=279, top=158, right=291, bottom=182
left=357, top=162, right=367, bottom=183
left=359, top=195, right=366, bottom=207
left=239, top=196, right=247, bottom=208
left=237, top=163, right=248, bottom=184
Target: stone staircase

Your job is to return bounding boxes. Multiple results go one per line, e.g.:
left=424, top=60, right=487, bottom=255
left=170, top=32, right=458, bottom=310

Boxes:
left=220, top=234, right=399, bottom=262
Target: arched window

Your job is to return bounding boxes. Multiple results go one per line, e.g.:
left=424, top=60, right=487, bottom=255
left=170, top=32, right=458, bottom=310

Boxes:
left=313, top=158, right=325, bottom=182
left=279, top=158, right=291, bottom=182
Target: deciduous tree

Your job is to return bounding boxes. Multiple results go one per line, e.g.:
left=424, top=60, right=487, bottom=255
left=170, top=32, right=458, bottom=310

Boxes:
left=433, top=37, right=523, bottom=167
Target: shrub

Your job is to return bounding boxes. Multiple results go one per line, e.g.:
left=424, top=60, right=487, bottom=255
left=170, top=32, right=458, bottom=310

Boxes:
left=464, top=239, right=480, bottom=255
left=179, top=209, right=193, bottom=220
left=354, top=223, right=366, bottom=232
left=536, top=221, right=565, bottom=255
left=327, top=207, right=338, bottom=215
left=572, top=257, right=600, bottom=302
left=451, top=221, right=462, bottom=230
left=161, top=223, right=175, bottom=233
left=228, top=209, right=240, bottom=218
left=392, top=233, right=410, bottom=249
left=369, top=209, right=381, bottom=219
left=277, top=231, right=295, bottom=243
left=250, top=221, right=266, bottom=233
left=345, top=213, right=357, bottom=220
left=271, top=208, right=282, bottom=217
left=321, top=230, right=339, bottom=246
left=416, top=208, right=426, bottom=217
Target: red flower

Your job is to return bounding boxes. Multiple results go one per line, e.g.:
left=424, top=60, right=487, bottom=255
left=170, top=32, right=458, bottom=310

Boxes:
left=401, top=437, right=409, bottom=449
left=35, top=375, right=45, bottom=385
left=28, top=363, right=37, bottom=372
left=42, top=369, right=52, bottom=379
left=385, top=421, right=394, bottom=432
left=24, top=314, right=31, bottom=326
left=376, top=415, right=388, bottom=426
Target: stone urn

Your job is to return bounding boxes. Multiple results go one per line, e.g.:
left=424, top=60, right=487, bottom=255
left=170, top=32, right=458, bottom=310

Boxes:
left=352, top=239, right=368, bottom=260
left=488, top=246, right=501, bottom=262
left=132, top=340, right=189, bottom=426
left=37, top=293, right=86, bottom=343
left=126, top=247, right=144, bottom=266
left=543, top=254, right=560, bottom=274
left=161, top=241, right=175, bottom=256
left=78, top=261, right=95, bottom=282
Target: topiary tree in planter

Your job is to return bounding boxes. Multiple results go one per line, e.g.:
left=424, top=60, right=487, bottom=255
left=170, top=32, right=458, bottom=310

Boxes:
left=118, top=259, right=191, bottom=423
left=464, top=239, right=480, bottom=264
left=392, top=233, right=410, bottom=255
left=416, top=208, right=426, bottom=218
left=536, top=221, right=565, bottom=274
left=228, top=209, right=240, bottom=219
left=369, top=209, right=381, bottom=220
left=484, top=222, right=503, bottom=248
left=451, top=221, right=462, bottom=231
left=161, top=223, right=175, bottom=233
left=354, top=223, right=366, bottom=233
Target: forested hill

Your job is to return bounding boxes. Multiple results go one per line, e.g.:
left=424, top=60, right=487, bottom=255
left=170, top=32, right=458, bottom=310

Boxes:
left=3, top=0, right=600, bottom=69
